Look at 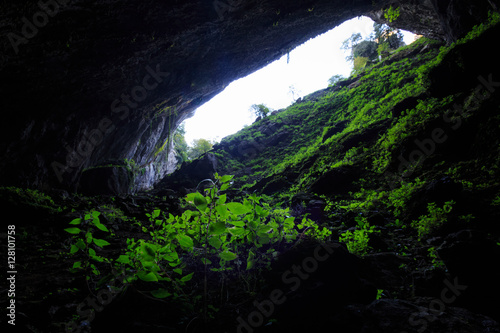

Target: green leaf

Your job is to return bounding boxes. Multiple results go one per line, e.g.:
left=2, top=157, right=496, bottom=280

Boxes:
left=116, top=255, right=130, bottom=264
left=220, top=175, right=234, bottom=183
left=228, top=227, right=246, bottom=236
left=70, top=244, right=79, bottom=254
left=173, top=268, right=182, bottom=275
left=69, top=218, right=82, bottom=225
left=151, top=288, right=171, bottom=298
left=220, top=183, right=231, bottom=191
left=86, top=231, right=93, bottom=244
left=64, top=227, right=81, bottom=234
left=218, top=194, right=227, bottom=205
left=215, top=205, right=230, bottom=219
left=140, top=243, right=157, bottom=261
left=93, top=238, right=111, bottom=247
left=138, top=271, right=158, bottom=282
left=180, top=272, right=194, bottom=282
left=152, top=209, right=161, bottom=219
left=94, top=222, right=109, bottom=232
left=176, top=234, right=194, bottom=250
left=227, top=202, right=251, bottom=215
left=227, top=219, right=245, bottom=227
left=162, top=251, right=179, bottom=262
left=208, top=237, right=222, bottom=249
left=193, top=193, right=208, bottom=212
left=88, top=248, right=97, bottom=258
left=258, top=234, right=270, bottom=245
left=76, top=239, right=86, bottom=250
left=201, top=258, right=212, bottom=265
left=219, top=250, right=237, bottom=261
left=72, top=261, right=82, bottom=269
left=91, top=211, right=101, bottom=218
left=246, top=250, right=256, bottom=270
left=209, top=221, right=226, bottom=236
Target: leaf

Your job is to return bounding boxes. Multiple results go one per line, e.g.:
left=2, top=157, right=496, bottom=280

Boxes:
left=138, top=271, right=158, bottom=282
left=227, top=219, right=245, bottom=227
left=140, top=243, right=157, bottom=261
left=86, top=231, right=93, bottom=244
left=193, top=193, right=208, bottom=212
left=228, top=227, right=246, bottom=236
left=70, top=244, right=79, bottom=254
left=220, top=175, right=234, bottom=183
left=162, top=251, right=179, bottom=262
left=208, top=237, right=222, bottom=249
left=209, top=221, right=226, bottom=235
left=201, top=258, right=212, bottom=265
left=64, top=227, right=81, bottom=234
left=152, top=209, right=161, bottom=219
left=94, top=222, right=109, bottom=232
left=76, top=239, right=86, bottom=250
left=93, top=238, right=111, bottom=247
left=257, top=234, right=270, bottom=245
left=180, top=272, right=194, bottom=282
left=176, top=234, right=194, bottom=250
left=227, top=202, right=251, bottom=215
left=215, top=205, right=230, bottom=219
left=72, top=261, right=82, bottom=269
left=69, top=218, right=82, bottom=225
left=246, top=250, right=256, bottom=270
left=219, top=250, right=237, bottom=261
left=92, top=211, right=101, bottom=218
left=116, top=255, right=130, bottom=264
left=88, top=248, right=97, bottom=258
left=151, top=288, right=171, bottom=298
left=220, top=183, right=230, bottom=191
left=218, top=194, right=227, bottom=205
left=173, top=268, right=182, bottom=275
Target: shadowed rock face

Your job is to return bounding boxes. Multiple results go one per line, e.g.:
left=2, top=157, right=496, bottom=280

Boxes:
left=0, top=0, right=497, bottom=193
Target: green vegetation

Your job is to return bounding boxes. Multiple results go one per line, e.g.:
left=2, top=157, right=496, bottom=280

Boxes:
left=338, top=217, right=377, bottom=255
left=188, top=138, right=214, bottom=160
left=250, top=103, right=271, bottom=118
left=65, top=174, right=331, bottom=320
left=411, top=201, right=455, bottom=239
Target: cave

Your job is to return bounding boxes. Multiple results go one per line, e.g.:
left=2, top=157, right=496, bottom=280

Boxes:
left=2, top=1, right=500, bottom=332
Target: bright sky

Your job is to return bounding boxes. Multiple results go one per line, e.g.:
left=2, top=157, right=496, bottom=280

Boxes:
left=183, top=16, right=415, bottom=145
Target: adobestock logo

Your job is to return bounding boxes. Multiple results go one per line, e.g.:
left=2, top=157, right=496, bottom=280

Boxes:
left=383, top=72, right=499, bottom=189
left=6, top=0, right=72, bottom=54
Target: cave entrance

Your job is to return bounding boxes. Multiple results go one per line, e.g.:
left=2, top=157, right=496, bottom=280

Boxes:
left=180, top=16, right=416, bottom=155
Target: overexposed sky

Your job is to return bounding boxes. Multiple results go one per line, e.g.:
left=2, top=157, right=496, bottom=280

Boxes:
left=183, top=16, right=415, bottom=144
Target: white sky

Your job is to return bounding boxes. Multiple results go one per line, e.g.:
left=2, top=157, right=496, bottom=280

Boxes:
left=183, top=16, right=415, bottom=145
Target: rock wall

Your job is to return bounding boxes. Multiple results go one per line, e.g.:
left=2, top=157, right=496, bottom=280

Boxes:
left=1, top=0, right=497, bottom=193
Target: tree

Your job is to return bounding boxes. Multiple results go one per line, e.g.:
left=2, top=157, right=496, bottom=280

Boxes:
left=173, top=123, right=189, bottom=164
left=328, top=74, right=345, bottom=87
left=371, top=23, right=405, bottom=59
left=341, top=32, right=363, bottom=62
left=352, top=40, right=379, bottom=61
left=250, top=104, right=271, bottom=119
left=188, top=138, right=213, bottom=160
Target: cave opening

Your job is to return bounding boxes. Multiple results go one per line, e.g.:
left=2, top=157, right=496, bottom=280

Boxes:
left=181, top=16, right=416, bottom=149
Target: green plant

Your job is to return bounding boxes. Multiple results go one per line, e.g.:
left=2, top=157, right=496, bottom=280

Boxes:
left=65, top=211, right=112, bottom=279
left=384, top=5, right=400, bottom=23
left=338, top=217, right=376, bottom=255
left=411, top=201, right=455, bottom=239
left=427, top=247, right=445, bottom=269
left=112, top=174, right=329, bottom=321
